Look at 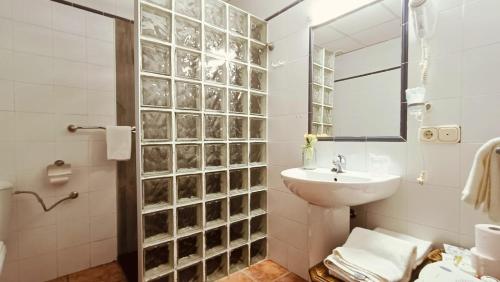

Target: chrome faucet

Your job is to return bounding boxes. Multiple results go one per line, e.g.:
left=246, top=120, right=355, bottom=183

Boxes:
left=332, top=154, right=346, bottom=173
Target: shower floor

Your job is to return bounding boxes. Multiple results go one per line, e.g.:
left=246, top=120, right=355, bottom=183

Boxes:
left=47, top=259, right=305, bottom=282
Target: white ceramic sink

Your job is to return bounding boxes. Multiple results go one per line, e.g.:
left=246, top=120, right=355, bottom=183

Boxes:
left=281, top=168, right=400, bottom=207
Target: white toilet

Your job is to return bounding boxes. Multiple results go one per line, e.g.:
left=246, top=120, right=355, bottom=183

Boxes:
left=0, top=181, right=13, bottom=274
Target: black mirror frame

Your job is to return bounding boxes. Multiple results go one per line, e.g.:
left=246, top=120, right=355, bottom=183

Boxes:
left=308, top=0, right=409, bottom=142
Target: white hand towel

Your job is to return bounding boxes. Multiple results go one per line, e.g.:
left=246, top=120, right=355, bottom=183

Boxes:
left=374, top=227, right=432, bottom=268
left=0, top=241, right=6, bottom=274
left=105, top=126, right=132, bottom=161
left=326, top=227, right=417, bottom=282
left=461, top=137, right=500, bottom=221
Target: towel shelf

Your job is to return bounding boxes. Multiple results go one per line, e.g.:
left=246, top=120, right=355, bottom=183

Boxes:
left=67, top=124, right=136, bottom=134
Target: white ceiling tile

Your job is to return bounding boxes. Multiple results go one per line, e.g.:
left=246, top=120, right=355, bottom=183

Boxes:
left=330, top=3, right=396, bottom=35
left=350, top=19, right=402, bottom=46
left=381, top=0, right=403, bottom=17
left=313, top=26, right=345, bottom=45
left=323, top=36, right=364, bottom=54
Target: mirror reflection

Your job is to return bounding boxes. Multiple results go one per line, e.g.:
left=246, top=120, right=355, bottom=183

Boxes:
left=310, top=0, right=407, bottom=140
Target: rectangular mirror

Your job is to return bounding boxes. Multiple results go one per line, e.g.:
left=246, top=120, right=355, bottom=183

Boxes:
left=309, top=0, right=408, bottom=141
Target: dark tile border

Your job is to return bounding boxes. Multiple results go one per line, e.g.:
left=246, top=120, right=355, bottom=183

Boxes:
left=51, top=0, right=133, bottom=23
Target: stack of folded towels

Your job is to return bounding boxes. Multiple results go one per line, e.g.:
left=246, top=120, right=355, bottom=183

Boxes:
left=324, top=227, right=432, bottom=282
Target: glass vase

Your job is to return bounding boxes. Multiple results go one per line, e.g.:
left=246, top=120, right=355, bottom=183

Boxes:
left=302, top=147, right=317, bottom=170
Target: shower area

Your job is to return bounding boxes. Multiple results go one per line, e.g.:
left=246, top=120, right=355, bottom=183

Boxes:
left=120, top=0, right=269, bottom=281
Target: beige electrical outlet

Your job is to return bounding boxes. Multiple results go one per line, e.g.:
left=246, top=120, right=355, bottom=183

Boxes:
left=419, top=127, right=437, bottom=142
left=419, top=125, right=461, bottom=143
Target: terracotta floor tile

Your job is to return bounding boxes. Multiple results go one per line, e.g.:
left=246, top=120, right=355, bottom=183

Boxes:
left=274, top=272, right=307, bottom=282
left=67, top=262, right=126, bottom=282
left=217, top=271, right=255, bottom=282
left=47, top=277, right=69, bottom=282
left=244, top=260, right=288, bottom=282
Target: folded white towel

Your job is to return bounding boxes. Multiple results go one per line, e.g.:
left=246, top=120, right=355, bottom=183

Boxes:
left=461, top=137, right=500, bottom=221
left=374, top=227, right=432, bottom=268
left=0, top=241, right=6, bottom=274
left=325, top=227, right=417, bottom=282
left=105, top=126, right=132, bottom=161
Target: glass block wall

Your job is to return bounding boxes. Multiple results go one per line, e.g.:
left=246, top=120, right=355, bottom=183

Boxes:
left=135, top=0, right=268, bottom=281
left=312, top=46, right=334, bottom=137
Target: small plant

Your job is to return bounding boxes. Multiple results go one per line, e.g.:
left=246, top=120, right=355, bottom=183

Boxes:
left=303, top=134, right=317, bottom=161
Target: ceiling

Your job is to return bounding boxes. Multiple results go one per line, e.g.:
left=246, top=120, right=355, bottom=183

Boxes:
left=226, top=0, right=298, bottom=20
left=313, top=0, right=402, bottom=54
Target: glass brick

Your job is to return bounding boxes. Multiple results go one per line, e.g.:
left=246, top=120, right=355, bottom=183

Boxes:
left=228, top=116, right=247, bottom=140
left=141, top=41, right=171, bottom=75
left=143, top=209, right=173, bottom=243
left=206, top=253, right=227, bottom=281
left=250, top=68, right=266, bottom=92
left=176, top=113, right=201, bottom=141
left=250, top=238, right=267, bottom=264
left=249, top=143, right=266, bottom=164
left=177, top=233, right=202, bottom=266
left=205, top=86, right=225, bottom=112
left=176, top=144, right=201, bottom=171
left=205, top=143, right=227, bottom=169
left=205, top=199, right=227, bottom=227
left=144, top=0, right=172, bottom=9
left=141, top=111, right=171, bottom=141
left=178, top=262, right=202, bottom=282
left=205, top=57, right=226, bottom=84
left=228, top=36, right=247, bottom=62
left=230, top=219, right=248, bottom=247
left=205, top=0, right=226, bottom=29
left=250, top=42, right=266, bottom=67
left=205, top=115, right=225, bottom=140
left=141, top=76, right=171, bottom=108
left=177, top=204, right=202, bottom=235
left=250, top=16, right=267, bottom=43
left=250, top=93, right=266, bottom=116
left=228, top=62, right=247, bottom=87
left=176, top=49, right=201, bottom=80
left=177, top=174, right=202, bottom=204
left=229, top=169, right=248, bottom=194
left=250, top=215, right=266, bottom=241
left=228, top=89, right=247, bottom=114
left=249, top=118, right=265, bottom=140
left=228, top=7, right=247, bottom=36
left=229, top=195, right=248, bottom=221
left=142, top=177, right=173, bottom=209
left=205, top=227, right=227, bottom=257
left=229, top=245, right=248, bottom=273
left=175, top=16, right=201, bottom=50
left=144, top=242, right=173, bottom=279
left=141, top=5, right=171, bottom=42
left=175, top=81, right=201, bottom=110
left=205, top=27, right=226, bottom=56
left=175, top=0, right=201, bottom=19
left=250, top=191, right=267, bottom=216
left=205, top=171, right=227, bottom=199
left=142, top=145, right=172, bottom=174
left=229, top=143, right=247, bottom=167
left=250, top=167, right=266, bottom=190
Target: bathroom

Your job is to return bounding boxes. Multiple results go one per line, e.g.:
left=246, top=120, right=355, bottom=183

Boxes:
left=0, top=0, right=499, bottom=281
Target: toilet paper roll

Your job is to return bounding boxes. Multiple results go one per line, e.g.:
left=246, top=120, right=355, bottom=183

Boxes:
left=471, top=247, right=500, bottom=279
left=47, top=163, right=72, bottom=185
left=475, top=224, right=500, bottom=259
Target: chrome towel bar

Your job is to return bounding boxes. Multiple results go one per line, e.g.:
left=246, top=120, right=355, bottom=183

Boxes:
left=67, top=124, right=136, bottom=133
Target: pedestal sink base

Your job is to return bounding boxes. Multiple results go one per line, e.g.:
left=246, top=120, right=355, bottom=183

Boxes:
left=308, top=205, right=350, bottom=267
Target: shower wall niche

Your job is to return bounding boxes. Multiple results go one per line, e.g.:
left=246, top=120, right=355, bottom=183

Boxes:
left=135, top=0, right=268, bottom=280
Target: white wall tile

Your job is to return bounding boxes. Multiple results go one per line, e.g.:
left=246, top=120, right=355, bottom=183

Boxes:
left=53, top=31, right=86, bottom=62
left=85, top=13, right=115, bottom=42
left=89, top=189, right=116, bottom=217
left=14, top=82, right=54, bottom=113
left=13, top=52, right=53, bottom=85
left=18, top=225, right=57, bottom=259
left=15, top=112, right=55, bottom=142
left=15, top=142, right=55, bottom=171
left=268, top=189, right=308, bottom=224
left=90, top=237, right=117, bottom=267
left=0, top=49, right=14, bottom=81
left=52, top=59, right=87, bottom=89
left=15, top=194, right=57, bottom=230
left=462, top=95, right=500, bottom=142
left=87, top=65, right=115, bottom=91
left=0, top=18, right=13, bottom=50
left=463, top=0, right=500, bottom=50
left=87, top=92, right=115, bottom=115
left=0, top=79, right=14, bottom=111
left=56, top=192, right=89, bottom=223
left=406, top=223, right=461, bottom=248
left=57, top=217, right=90, bottom=250
left=18, top=252, right=57, bottom=282
left=13, top=22, right=52, bottom=56
left=55, top=141, right=90, bottom=167
left=88, top=165, right=116, bottom=191
left=90, top=213, right=117, bottom=241
left=462, top=43, right=500, bottom=97
left=57, top=244, right=90, bottom=276
left=52, top=86, right=87, bottom=115
left=267, top=236, right=288, bottom=268
left=87, top=38, right=115, bottom=67
left=286, top=246, right=309, bottom=279
left=12, top=0, right=52, bottom=28
left=51, top=2, right=86, bottom=36
left=0, top=0, right=13, bottom=19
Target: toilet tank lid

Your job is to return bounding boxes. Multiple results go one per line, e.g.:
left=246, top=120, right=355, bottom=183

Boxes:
left=0, top=181, right=12, bottom=190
